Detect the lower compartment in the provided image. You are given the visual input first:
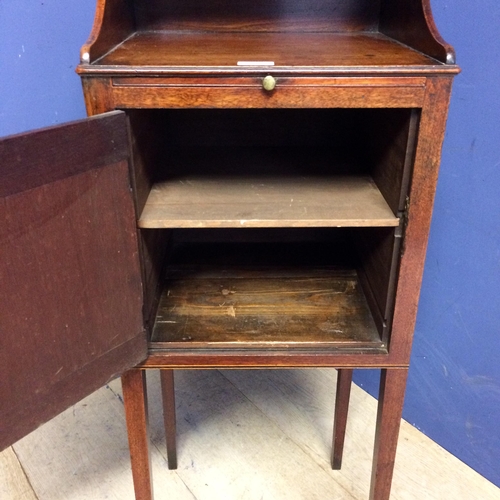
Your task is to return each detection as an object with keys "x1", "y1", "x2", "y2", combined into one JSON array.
[{"x1": 148, "y1": 229, "x2": 395, "y2": 353}]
